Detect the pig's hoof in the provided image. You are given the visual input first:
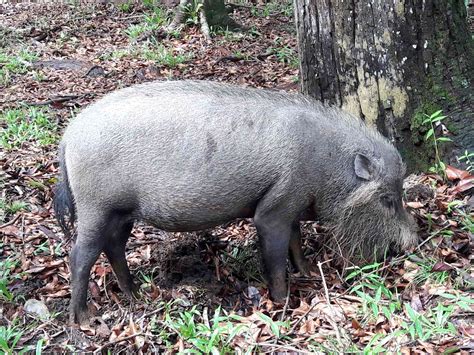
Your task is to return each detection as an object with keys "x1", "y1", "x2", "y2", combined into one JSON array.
[
  {"x1": 269, "y1": 289, "x2": 288, "y2": 304},
  {"x1": 297, "y1": 261, "x2": 310, "y2": 276},
  {"x1": 291, "y1": 256, "x2": 310, "y2": 276},
  {"x1": 70, "y1": 307, "x2": 90, "y2": 326},
  {"x1": 122, "y1": 281, "x2": 140, "y2": 300}
]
